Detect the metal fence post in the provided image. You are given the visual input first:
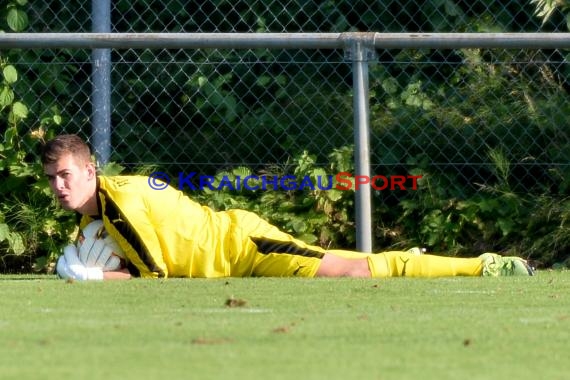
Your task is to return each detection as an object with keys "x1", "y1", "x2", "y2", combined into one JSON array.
[
  {"x1": 91, "y1": 0, "x2": 111, "y2": 165},
  {"x1": 346, "y1": 39, "x2": 376, "y2": 253}
]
